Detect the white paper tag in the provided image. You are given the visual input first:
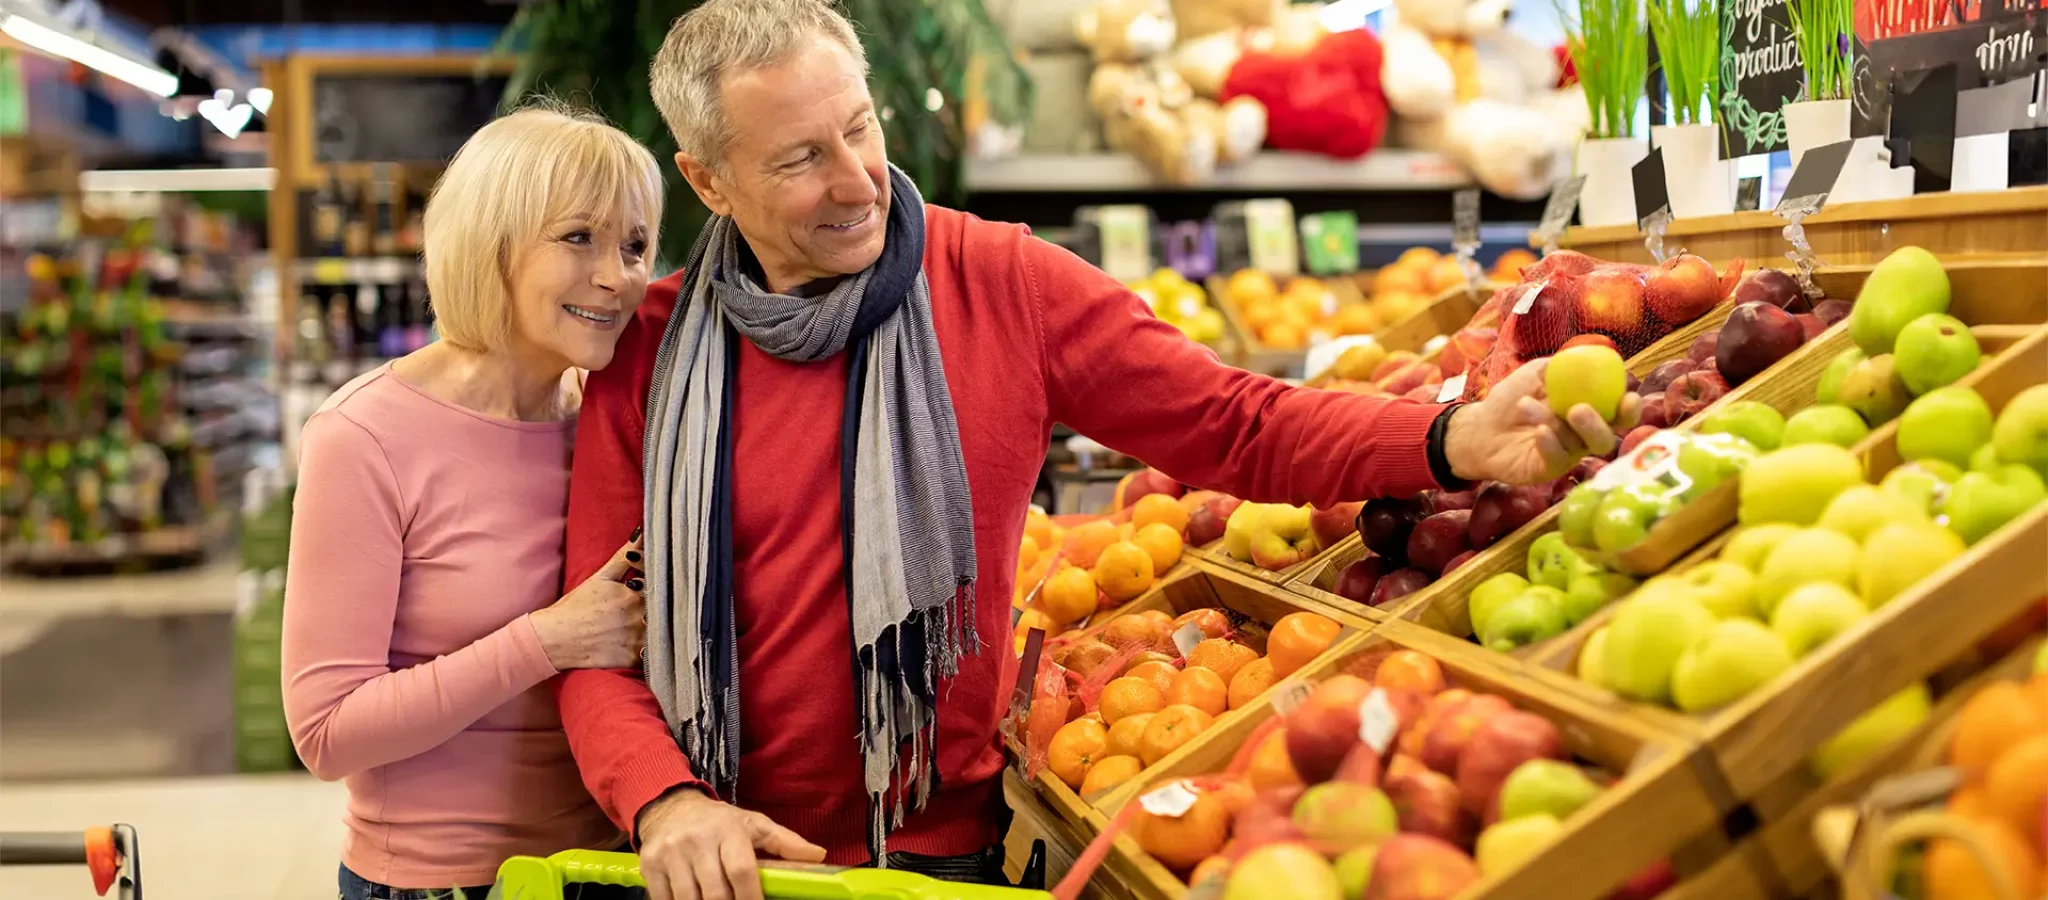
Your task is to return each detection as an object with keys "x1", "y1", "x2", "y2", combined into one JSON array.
[
  {"x1": 1271, "y1": 680, "x2": 1313, "y2": 715},
  {"x1": 1588, "y1": 429, "x2": 1688, "y2": 493},
  {"x1": 1513, "y1": 280, "x2": 1547, "y2": 316},
  {"x1": 1436, "y1": 373, "x2": 1469, "y2": 403},
  {"x1": 1358, "y1": 688, "x2": 1399, "y2": 754},
  {"x1": 1172, "y1": 623, "x2": 1206, "y2": 659},
  {"x1": 1139, "y1": 780, "x2": 1201, "y2": 818}
]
